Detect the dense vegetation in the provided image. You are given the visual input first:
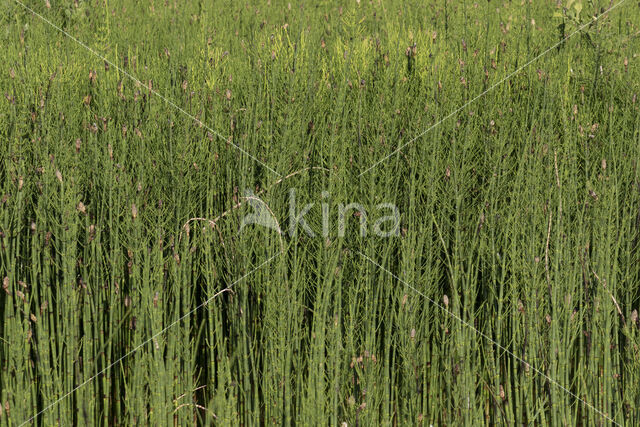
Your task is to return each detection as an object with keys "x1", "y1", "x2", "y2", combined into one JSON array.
[{"x1": 1, "y1": 0, "x2": 640, "y2": 425}]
